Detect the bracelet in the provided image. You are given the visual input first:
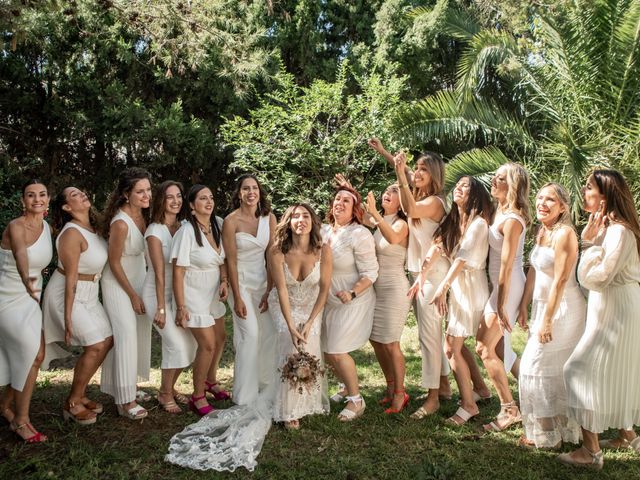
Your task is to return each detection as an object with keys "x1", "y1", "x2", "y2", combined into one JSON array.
[
  {"x1": 220, "y1": 278, "x2": 229, "y2": 284},
  {"x1": 399, "y1": 183, "x2": 409, "y2": 189},
  {"x1": 176, "y1": 305, "x2": 186, "y2": 311},
  {"x1": 350, "y1": 290, "x2": 357, "y2": 300}
]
